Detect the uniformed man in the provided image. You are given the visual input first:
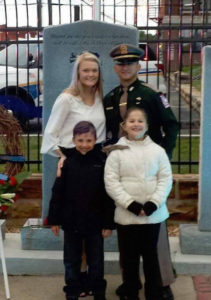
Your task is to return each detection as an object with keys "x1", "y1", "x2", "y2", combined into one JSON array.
[{"x1": 104, "y1": 44, "x2": 179, "y2": 300}]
